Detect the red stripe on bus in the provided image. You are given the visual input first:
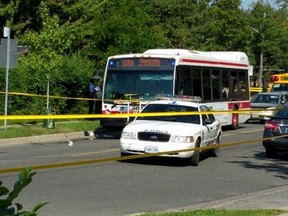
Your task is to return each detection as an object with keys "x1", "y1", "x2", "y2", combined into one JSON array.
[
  {"x1": 102, "y1": 111, "x2": 123, "y2": 114},
  {"x1": 181, "y1": 59, "x2": 248, "y2": 68},
  {"x1": 228, "y1": 101, "x2": 250, "y2": 109}
]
